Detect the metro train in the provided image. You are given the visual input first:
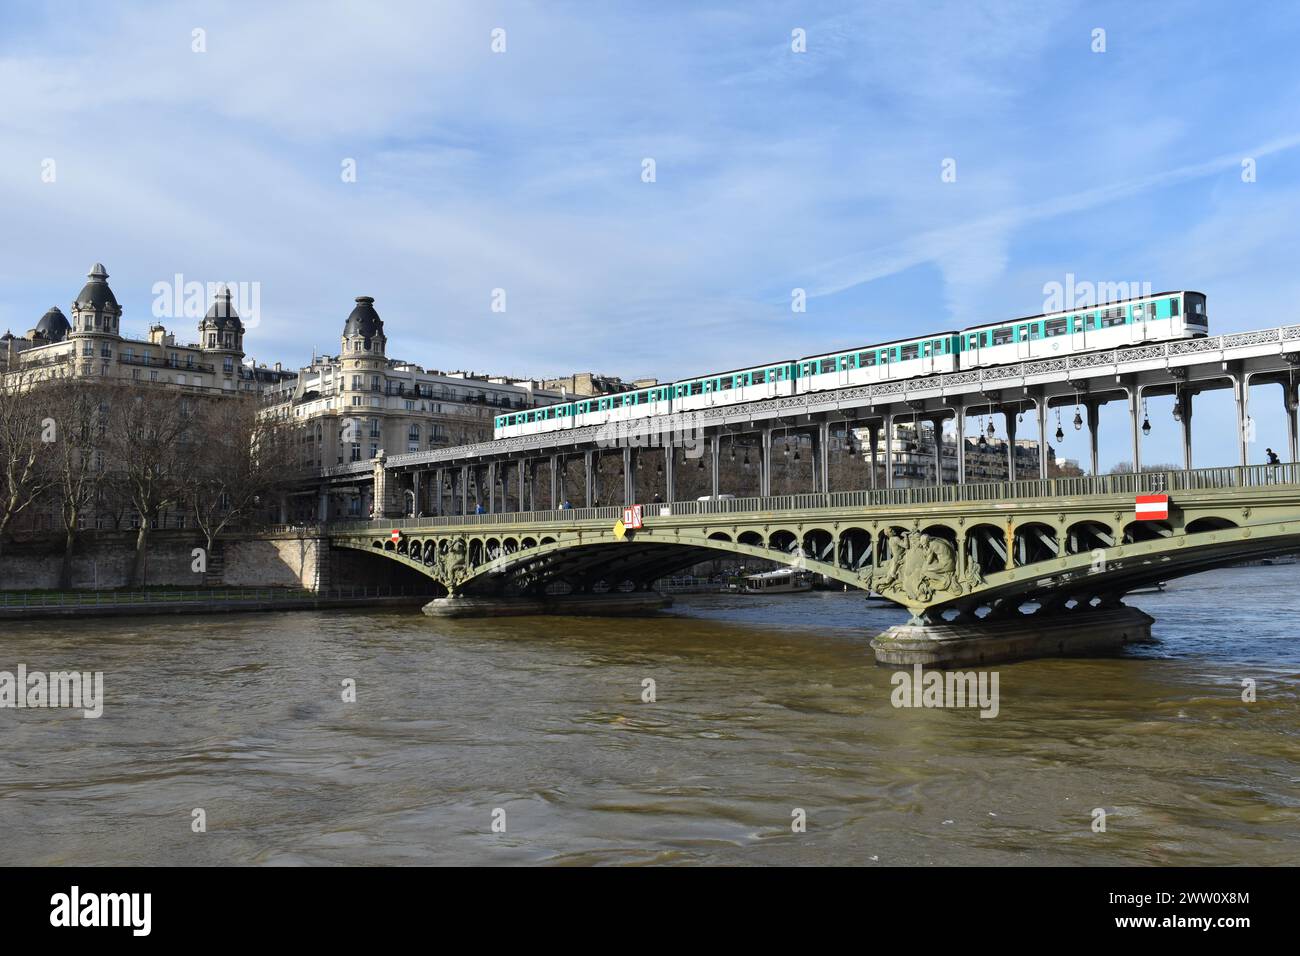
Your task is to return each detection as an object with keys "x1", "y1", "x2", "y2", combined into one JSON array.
[{"x1": 494, "y1": 290, "x2": 1207, "y2": 439}]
